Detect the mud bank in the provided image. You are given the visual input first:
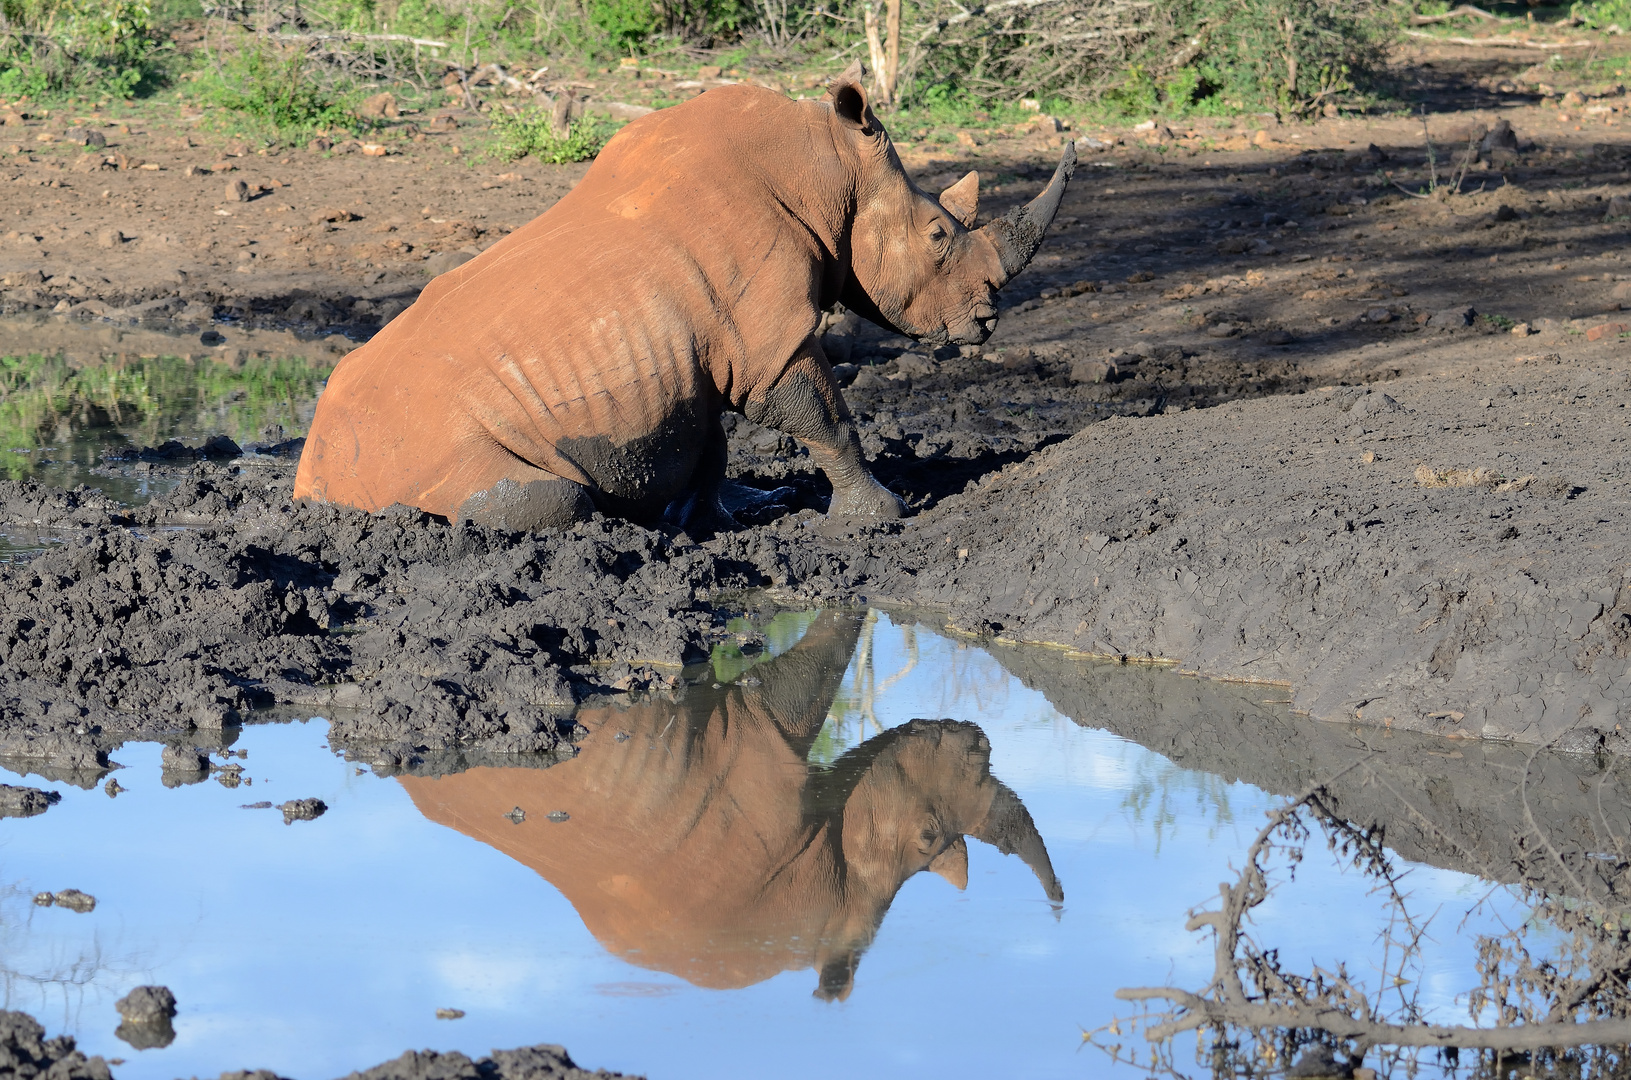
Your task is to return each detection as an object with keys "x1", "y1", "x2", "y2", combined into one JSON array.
[
  {"x1": 0, "y1": 1008, "x2": 635, "y2": 1080},
  {"x1": 857, "y1": 354, "x2": 1631, "y2": 753}
]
